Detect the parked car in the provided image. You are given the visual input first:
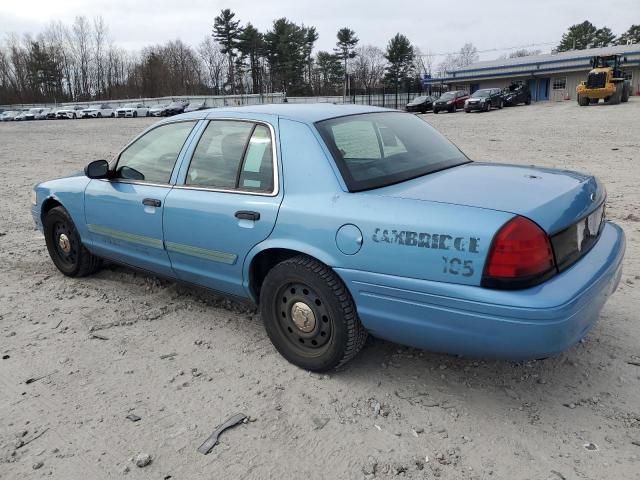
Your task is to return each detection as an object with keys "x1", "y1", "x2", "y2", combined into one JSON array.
[
  {"x1": 432, "y1": 91, "x2": 469, "y2": 113},
  {"x1": 464, "y1": 88, "x2": 504, "y2": 112},
  {"x1": 164, "y1": 101, "x2": 189, "y2": 116},
  {"x1": 31, "y1": 104, "x2": 625, "y2": 371},
  {"x1": 35, "y1": 108, "x2": 51, "y2": 120},
  {"x1": 56, "y1": 105, "x2": 84, "y2": 119},
  {"x1": 23, "y1": 107, "x2": 47, "y2": 120},
  {"x1": 405, "y1": 95, "x2": 436, "y2": 113},
  {"x1": 14, "y1": 109, "x2": 30, "y2": 121},
  {"x1": 503, "y1": 83, "x2": 532, "y2": 106},
  {"x1": 47, "y1": 108, "x2": 60, "y2": 119},
  {"x1": 0, "y1": 110, "x2": 19, "y2": 121},
  {"x1": 116, "y1": 103, "x2": 150, "y2": 118},
  {"x1": 80, "y1": 104, "x2": 115, "y2": 118},
  {"x1": 184, "y1": 102, "x2": 207, "y2": 113},
  {"x1": 148, "y1": 104, "x2": 169, "y2": 117}
]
